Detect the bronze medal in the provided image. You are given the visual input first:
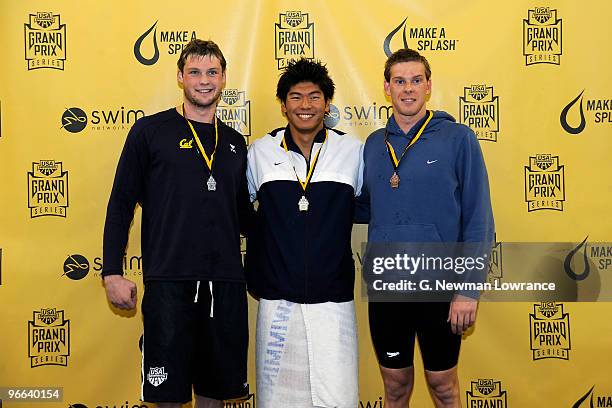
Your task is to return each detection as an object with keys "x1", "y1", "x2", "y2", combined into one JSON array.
[
  {"x1": 384, "y1": 110, "x2": 433, "y2": 192},
  {"x1": 390, "y1": 172, "x2": 400, "y2": 189}
]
